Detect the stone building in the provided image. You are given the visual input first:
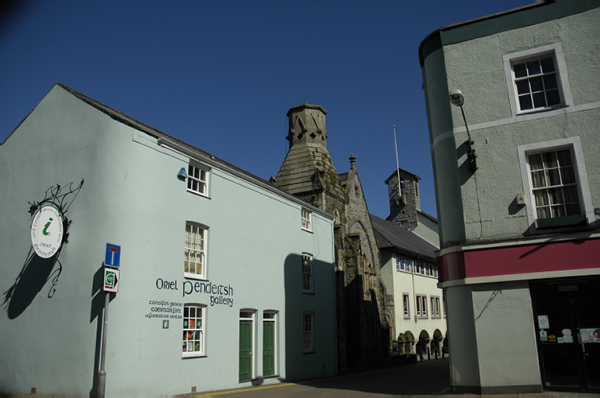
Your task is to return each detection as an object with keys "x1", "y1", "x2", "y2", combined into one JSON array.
[{"x1": 271, "y1": 103, "x2": 394, "y2": 370}]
